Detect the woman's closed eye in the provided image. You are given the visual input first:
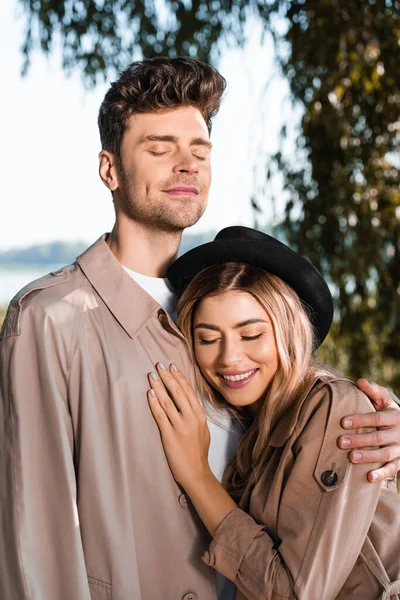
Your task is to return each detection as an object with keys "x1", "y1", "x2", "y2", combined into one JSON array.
[
  {"x1": 241, "y1": 333, "x2": 263, "y2": 341},
  {"x1": 197, "y1": 333, "x2": 264, "y2": 345},
  {"x1": 198, "y1": 337, "x2": 219, "y2": 345}
]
